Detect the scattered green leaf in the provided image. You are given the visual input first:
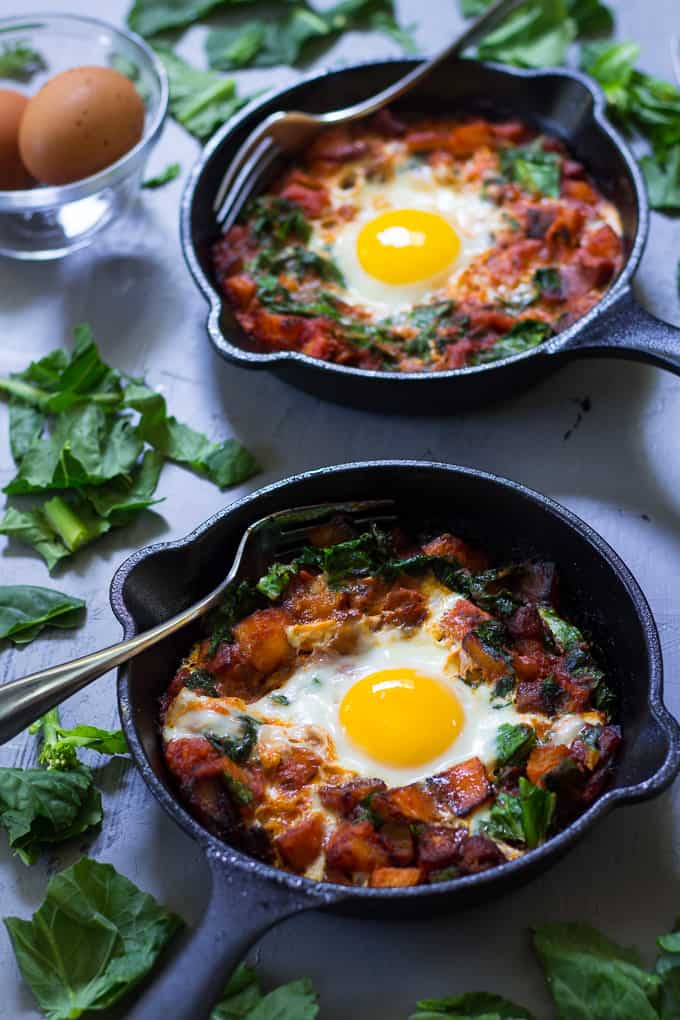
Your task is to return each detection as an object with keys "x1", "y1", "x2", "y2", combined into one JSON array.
[
  {"x1": 0, "y1": 41, "x2": 46, "y2": 81},
  {"x1": 154, "y1": 46, "x2": 252, "y2": 142},
  {"x1": 0, "y1": 586, "x2": 85, "y2": 646},
  {"x1": 496, "y1": 723, "x2": 537, "y2": 767},
  {"x1": 142, "y1": 162, "x2": 181, "y2": 189}
]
